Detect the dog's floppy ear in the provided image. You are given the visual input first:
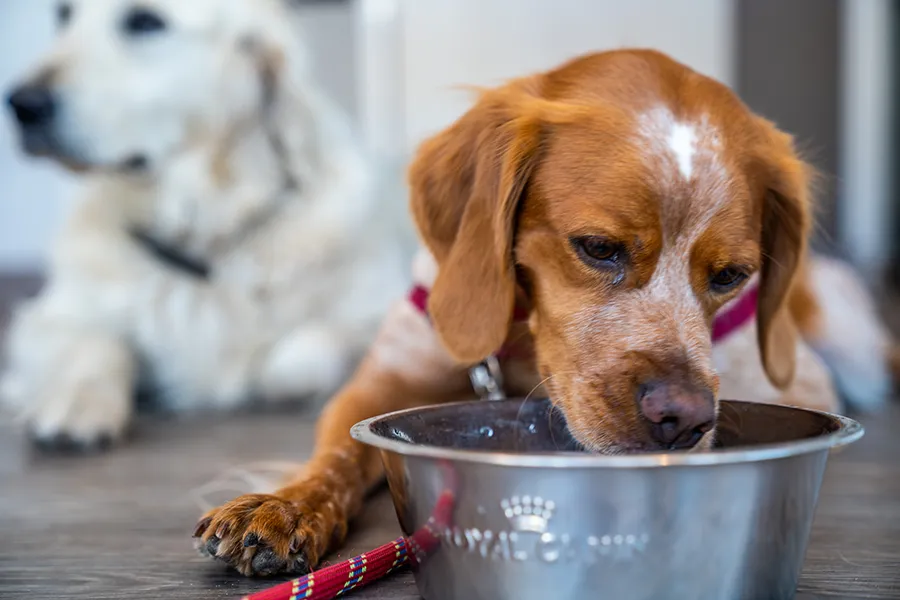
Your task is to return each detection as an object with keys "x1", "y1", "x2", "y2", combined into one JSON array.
[
  {"x1": 238, "y1": 17, "x2": 331, "y2": 190},
  {"x1": 753, "y1": 119, "x2": 814, "y2": 389},
  {"x1": 409, "y1": 82, "x2": 544, "y2": 364}
]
